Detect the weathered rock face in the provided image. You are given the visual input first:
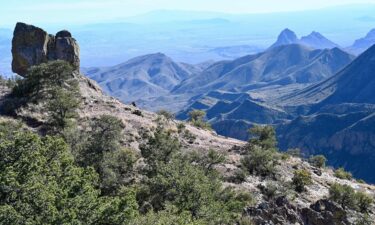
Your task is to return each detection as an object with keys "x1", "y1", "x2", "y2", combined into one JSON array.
[
  {"x1": 12, "y1": 22, "x2": 79, "y2": 76},
  {"x1": 245, "y1": 196, "x2": 350, "y2": 225}
]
